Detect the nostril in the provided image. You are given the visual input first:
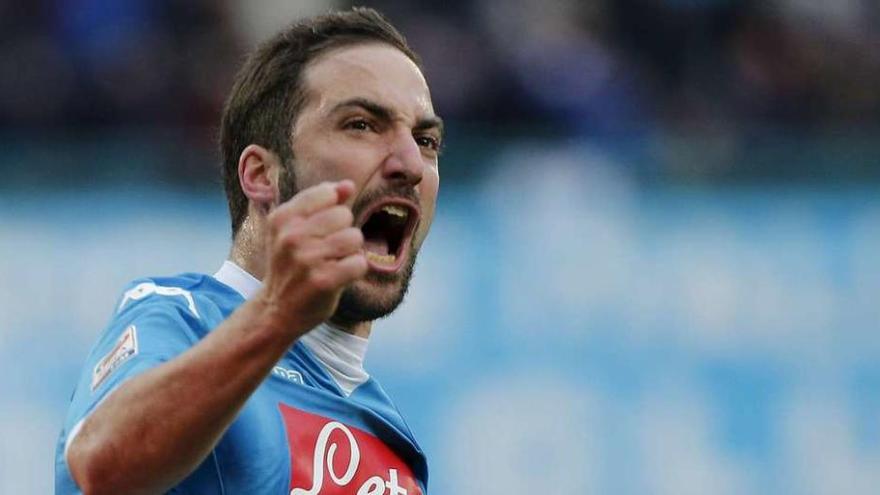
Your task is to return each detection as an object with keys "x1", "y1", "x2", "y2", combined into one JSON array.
[
  {"x1": 386, "y1": 169, "x2": 409, "y2": 181},
  {"x1": 382, "y1": 155, "x2": 423, "y2": 184}
]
